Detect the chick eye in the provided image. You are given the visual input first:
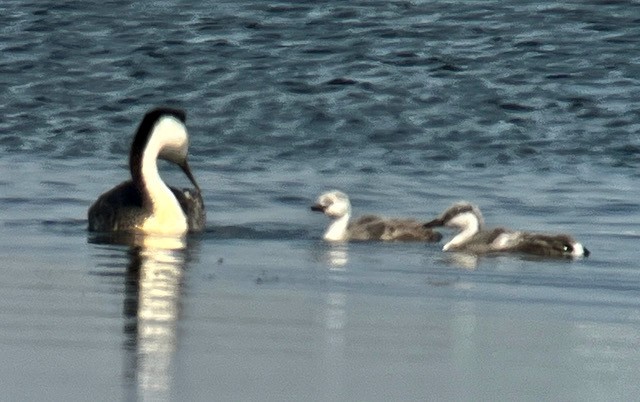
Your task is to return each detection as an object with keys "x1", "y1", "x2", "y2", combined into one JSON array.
[{"x1": 563, "y1": 244, "x2": 573, "y2": 253}]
